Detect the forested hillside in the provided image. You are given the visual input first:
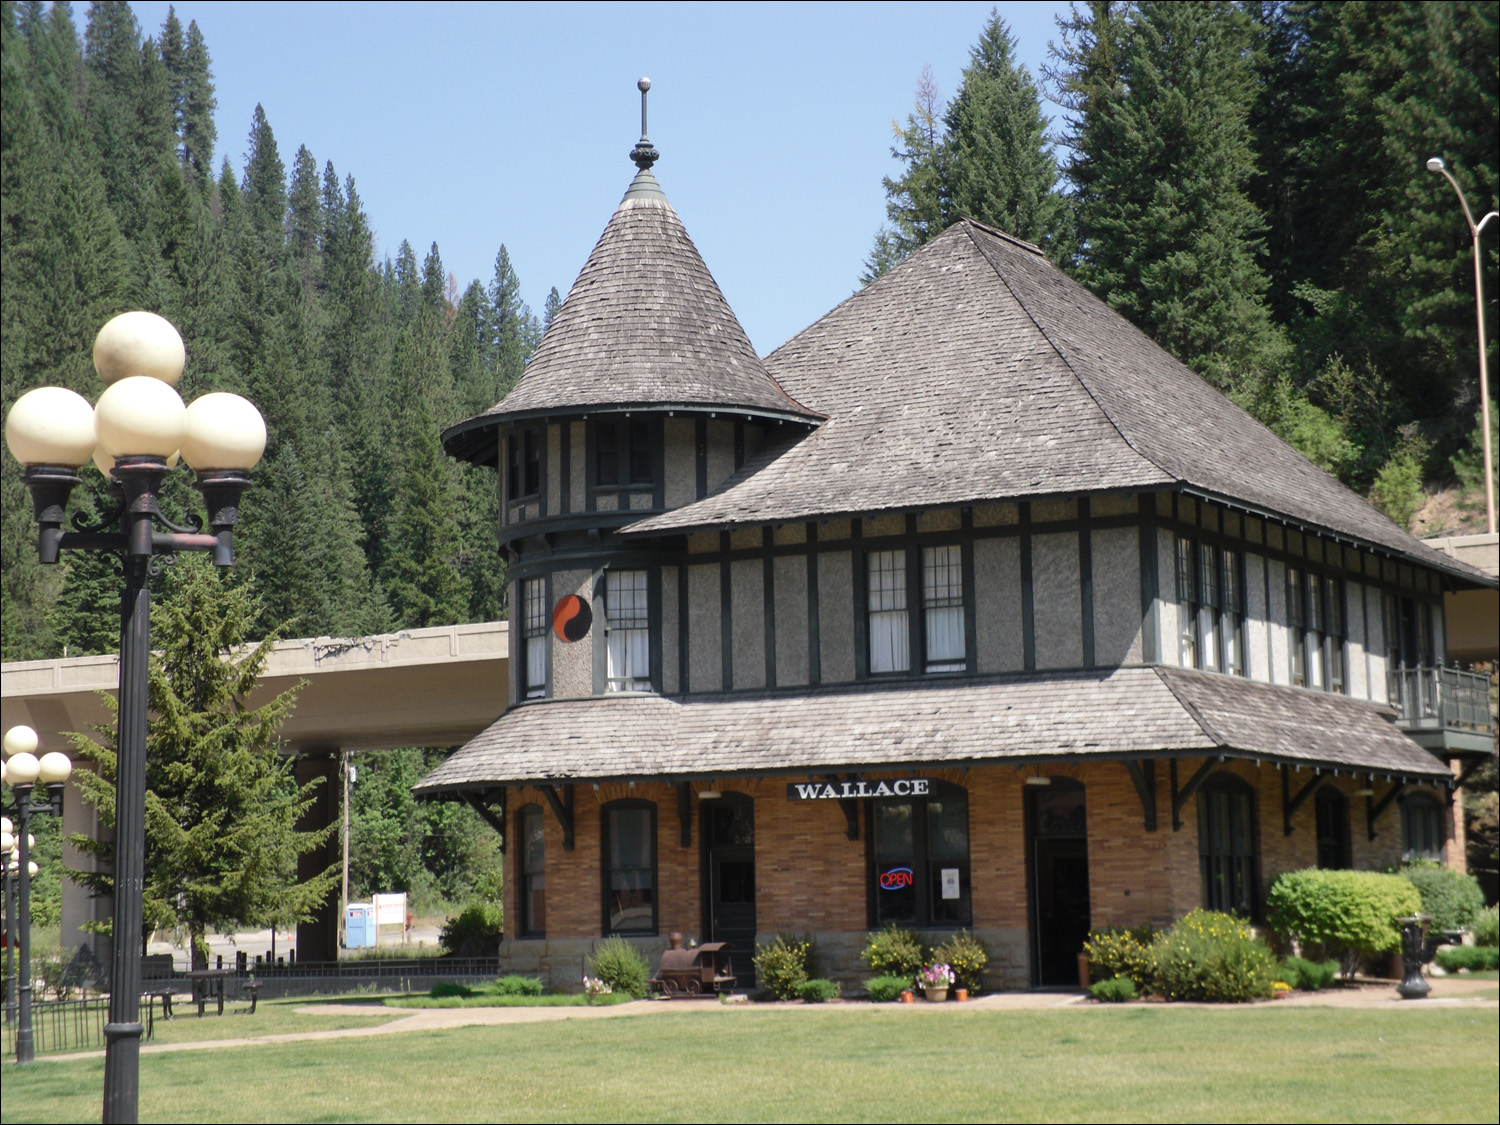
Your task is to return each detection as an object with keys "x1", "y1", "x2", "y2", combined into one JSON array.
[
  {"x1": 1, "y1": 0, "x2": 559, "y2": 666},
  {"x1": 871, "y1": 2, "x2": 1497, "y2": 525}
]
